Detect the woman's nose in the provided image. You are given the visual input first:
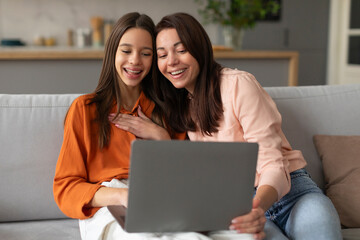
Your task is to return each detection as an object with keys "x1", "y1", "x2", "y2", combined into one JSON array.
[{"x1": 167, "y1": 53, "x2": 179, "y2": 66}]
